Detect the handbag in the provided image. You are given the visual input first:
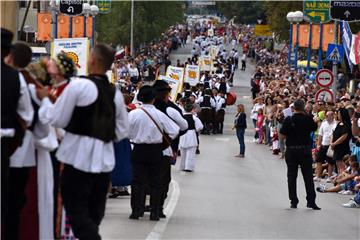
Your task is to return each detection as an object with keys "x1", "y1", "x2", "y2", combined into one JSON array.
[
  {"x1": 326, "y1": 147, "x2": 334, "y2": 158},
  {"x1": 141, "y1": 108, "x2": 171, "y2": 150}
]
